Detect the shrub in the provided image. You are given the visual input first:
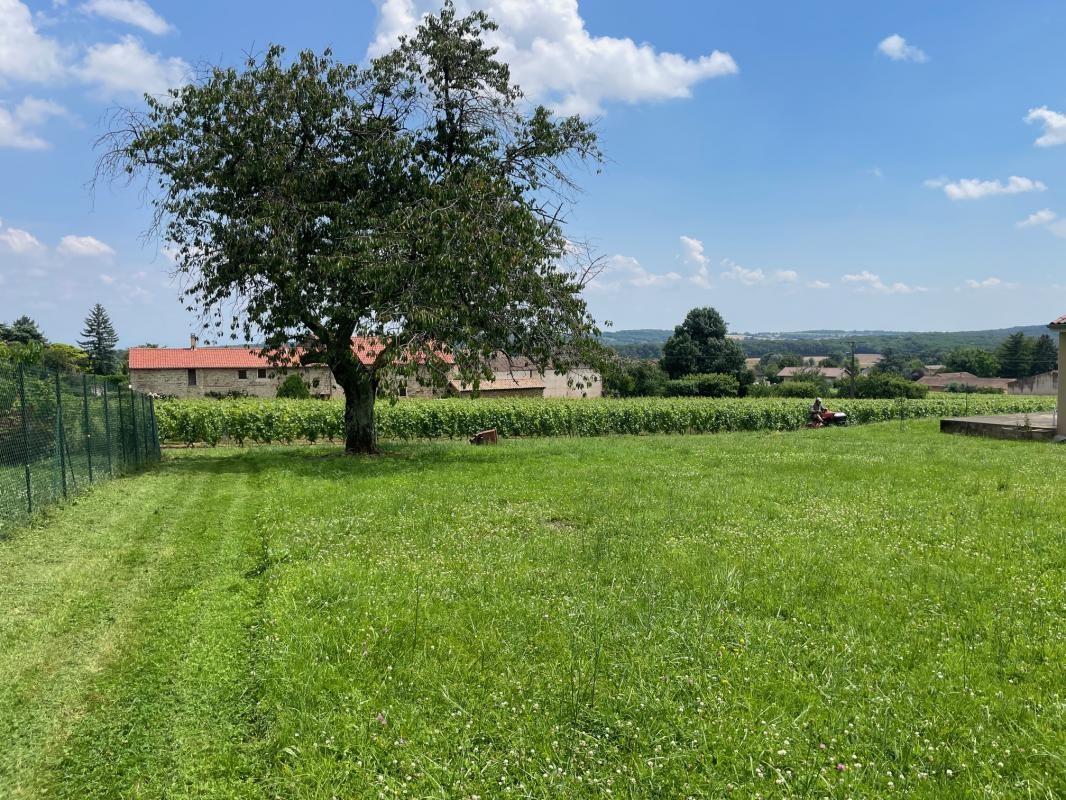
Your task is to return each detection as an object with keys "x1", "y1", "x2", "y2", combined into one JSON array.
[
  {"x1": 772, "y1": 380, "x2": 826, "y2": 398},
  {"x1": 664, "y1": 373, "x2": 739, "y2": 398},
  {"x1": 944, "y1": 383, "x2": 1004, "y2": 395},
  {"x1": 276, "y1": 374, "x2": 311, "y2": 399},
  {"x1": 851, "y1": 374, "x2": 928, "y2": 399}
]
